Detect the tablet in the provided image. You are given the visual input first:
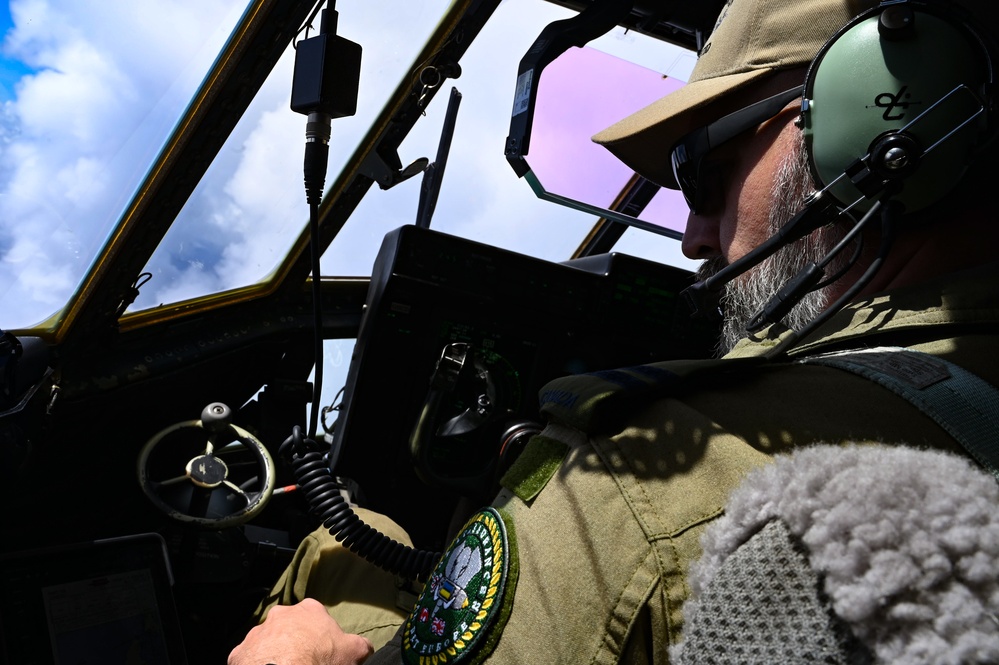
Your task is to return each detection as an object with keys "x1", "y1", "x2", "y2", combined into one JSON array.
[{"x1": 0, "y1": 533, "x2": 188, "y2": 665}]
